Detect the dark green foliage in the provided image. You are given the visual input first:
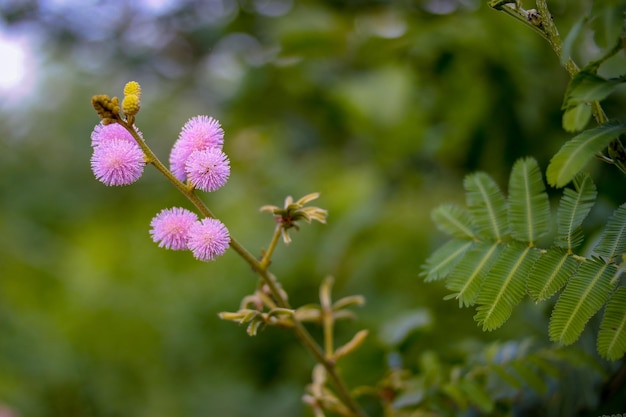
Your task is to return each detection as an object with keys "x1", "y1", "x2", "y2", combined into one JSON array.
[
  {"x1": 549, "y1": 259, "x2": 618, "y2": 345},
  {"x1": 547, "y1": 121, "x2": 626, "y2": 187},
  {"x1": 594, "y1": 203, "x2": 626, "y2": 260},
  {"x1": 597, "y1": 286, "x2": 626, "y2": 360},
  {"x1": 554, "y1": 173, "x2": 597, "y2": 251},
  {"x1": 423, "y1": 157, "x2": 626, "y2": 359},
  {"x1": 474, "y1": 243, "x2": 541, "y2": 331},
  {"x1": 445, "y1": 241, "x2": 502, "y2": 307},
  {"x1": 388, "y1": 338, "x2": 606, "y2": 417},
  {"x1": 527, "y1": 248, "x2": 579, "y2": 302}
]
